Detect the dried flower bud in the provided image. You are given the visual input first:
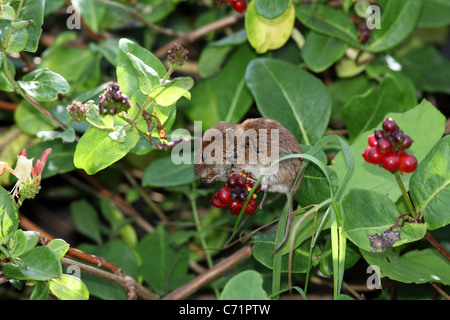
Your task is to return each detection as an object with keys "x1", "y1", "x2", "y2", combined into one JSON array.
[
  {"x1": 167, "y1": 43, "x2": 189, "y2": 68},
  {"x1": 98, "y1": 83, "x2": 131, "y2": 116},
  {"x1": 67, "y1": 101, "x2": 90, "y2": 123}
]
